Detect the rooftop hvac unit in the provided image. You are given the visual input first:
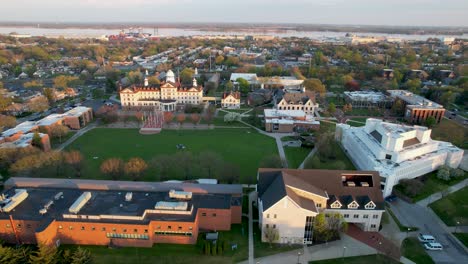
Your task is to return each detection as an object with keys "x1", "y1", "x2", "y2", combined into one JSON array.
[
  {"x1": 125, "y1": 192, "x2": 133, "y2": 202},
  {"x1": 347, "y1": 181, "x2": 356, "y2": 187},
  {"x1": 44, "y1": 200, "x2": 54, "y2": 209},
  {"x1": 69, "y1": 192, "x2": 92, "y2": 214},
  {"x1": 54, "y1": 192, "x2": 63, "y2": 200},
  {"x1": 361, "y1": 182, "x2": 370, "y2": 187},
  {"x1": 2, "y1": 189, "x2": 29, "y2": 213},
  {"x1": 39, "y1": 208, "x2": 47, "y2": 215},
  {"x1": 154, "y1": 201, "x2": 188, "y2": 211},
  {"x1": 169, "y1": 190, "x2": 192, "y2": 200}
]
